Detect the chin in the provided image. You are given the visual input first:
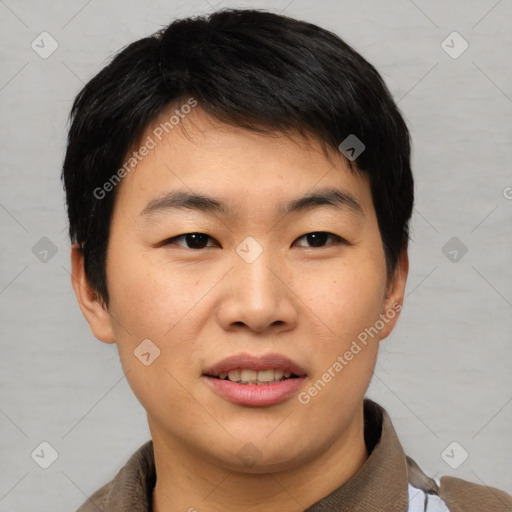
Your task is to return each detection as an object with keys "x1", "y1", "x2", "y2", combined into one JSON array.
[{"x1": 226, "y1": 448, "x2": 309, "y2": 475}]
